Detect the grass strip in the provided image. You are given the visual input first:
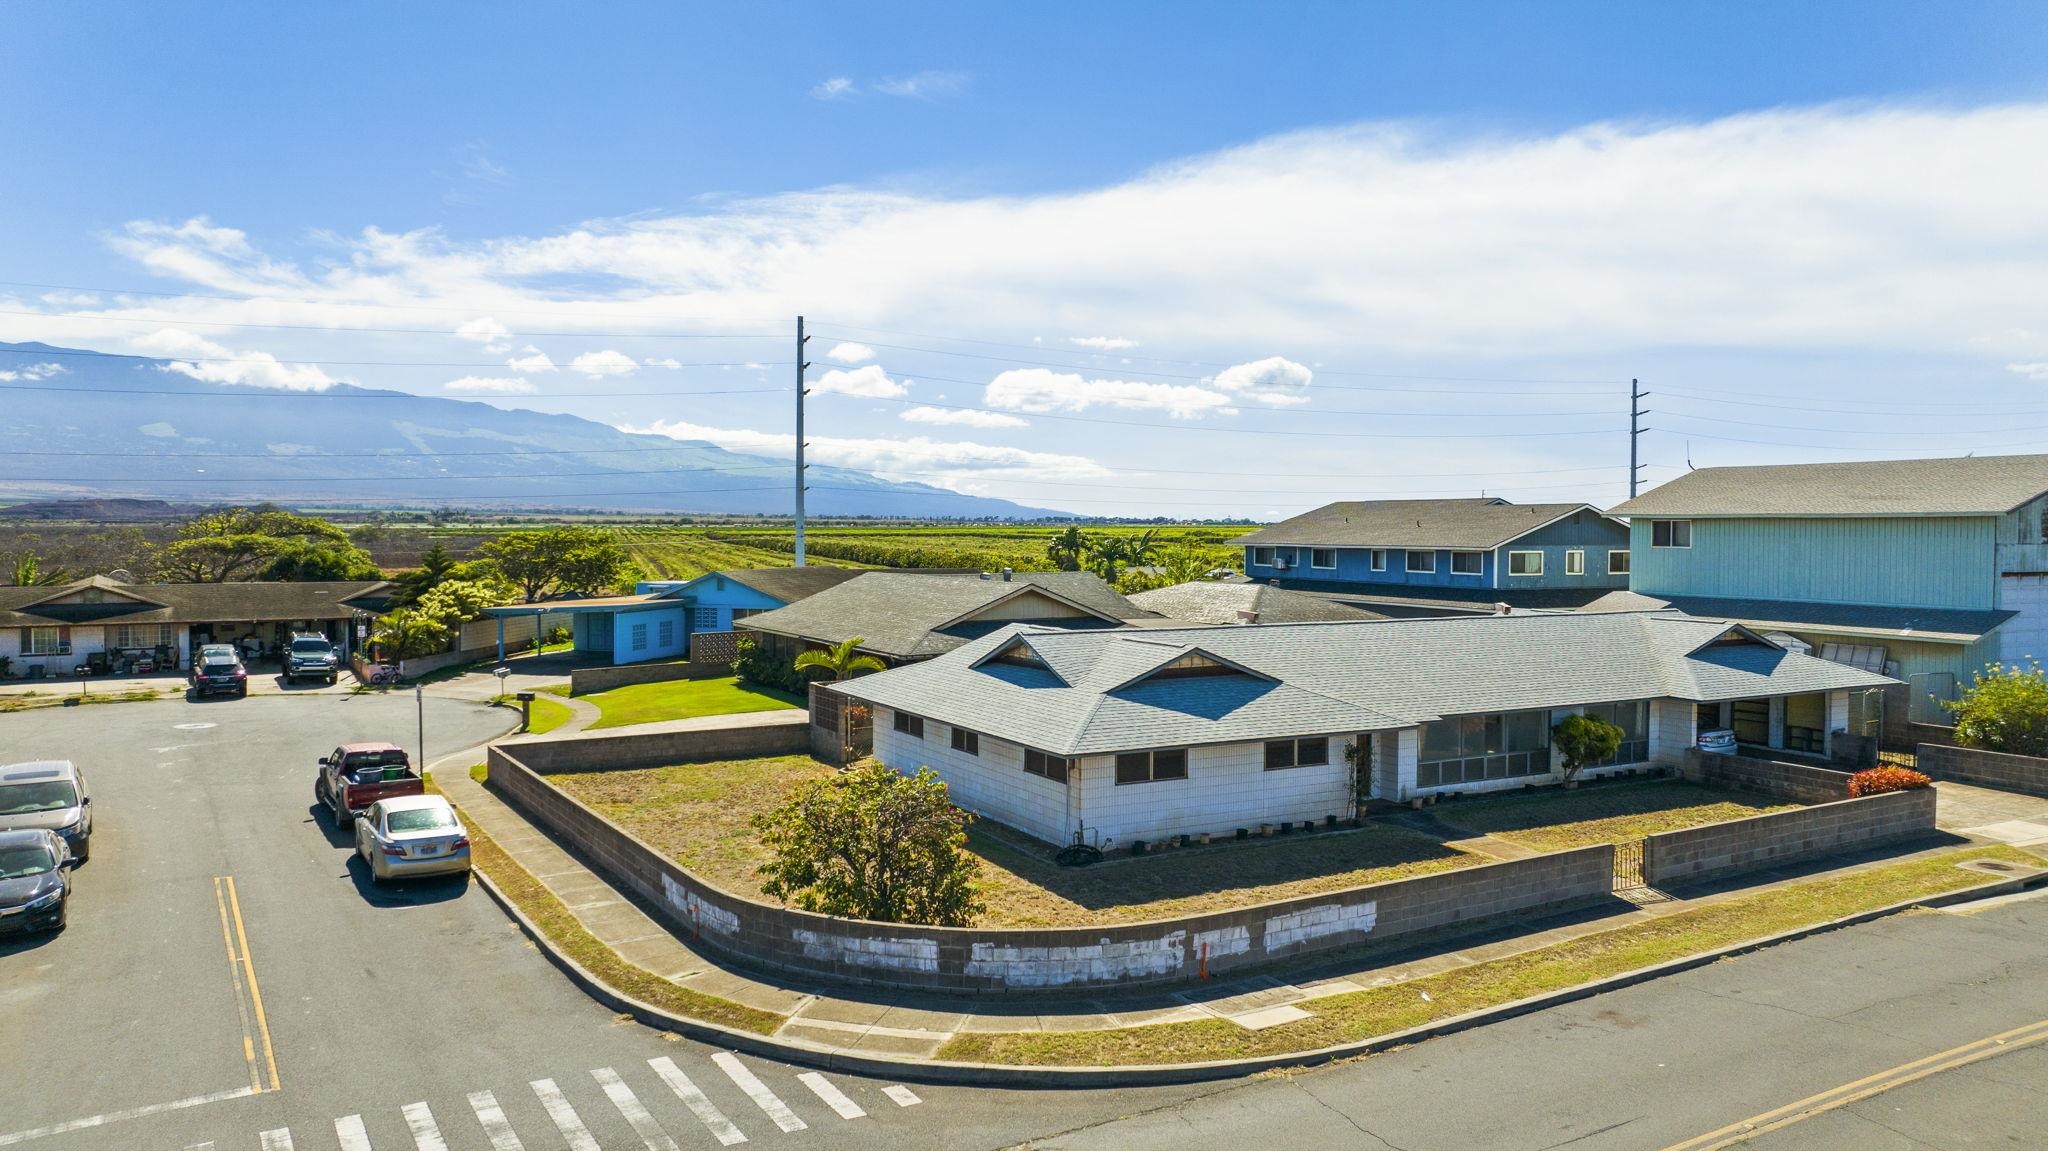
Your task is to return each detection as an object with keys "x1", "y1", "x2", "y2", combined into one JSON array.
[
  {"x1": 936, "y1": 845, "x2": 2040, "y2": 1067},
  {"x1": 443, "y1": 781, "x2": 785, "y2": 1036}
]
